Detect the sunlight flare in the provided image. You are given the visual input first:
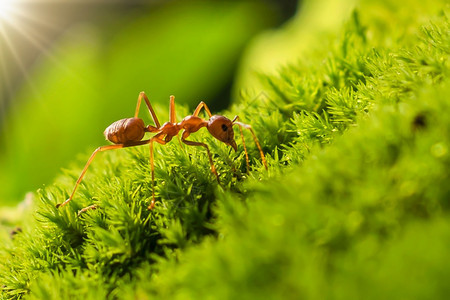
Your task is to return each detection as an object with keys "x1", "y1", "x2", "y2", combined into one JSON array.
[
  {"x1": 0, "y1": 0, "x2": 61, "y2": 94},
  {"x1": 0, "y1": 0, "x2": 16, "y2": 20}
]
